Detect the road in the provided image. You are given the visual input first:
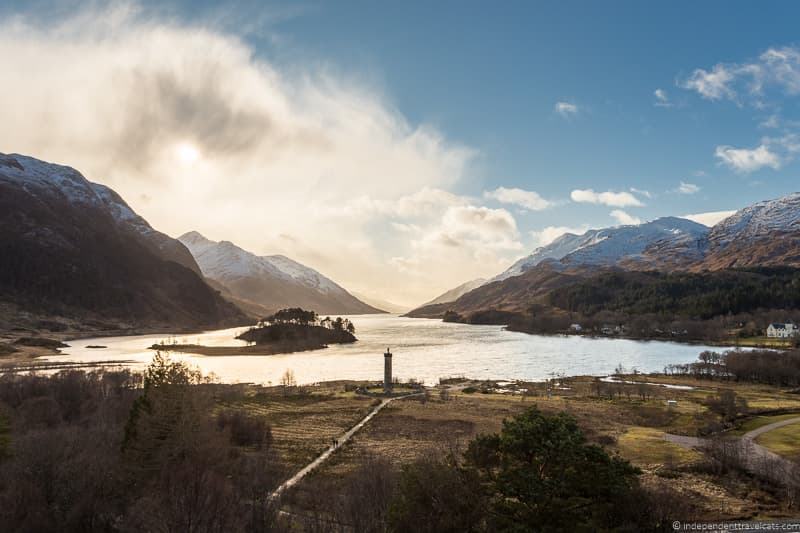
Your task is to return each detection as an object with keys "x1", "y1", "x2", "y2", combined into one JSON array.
[{"x1": 665, "y1": 416, "x2": 800, "y2": 478}]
